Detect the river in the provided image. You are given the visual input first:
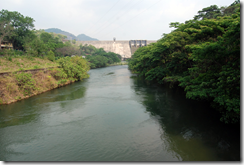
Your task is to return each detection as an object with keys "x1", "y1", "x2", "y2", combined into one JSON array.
[{"x1": 0, "y1": 65, "x2": 240, "y2": 161}]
